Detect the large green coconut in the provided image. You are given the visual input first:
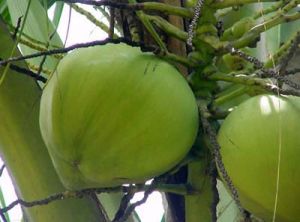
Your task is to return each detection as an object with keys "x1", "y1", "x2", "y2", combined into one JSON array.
[
  {"x1": 218, "y1": 94, "x2": 300, "y2": 222},
  {"x1": 40, "y1": 43, "x2": 199, "y2": 190}
]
